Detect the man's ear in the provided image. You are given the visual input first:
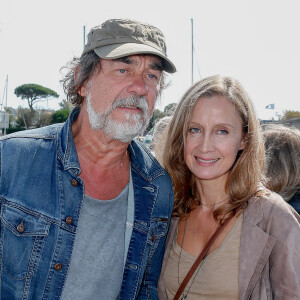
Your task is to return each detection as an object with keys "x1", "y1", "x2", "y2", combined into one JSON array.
[
  {"x1": 79, "y1": 85, "x2": 87, "y2": 97},
  {"x1": 74, "y1": 66, "x2": 87, "y2": 97}
]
